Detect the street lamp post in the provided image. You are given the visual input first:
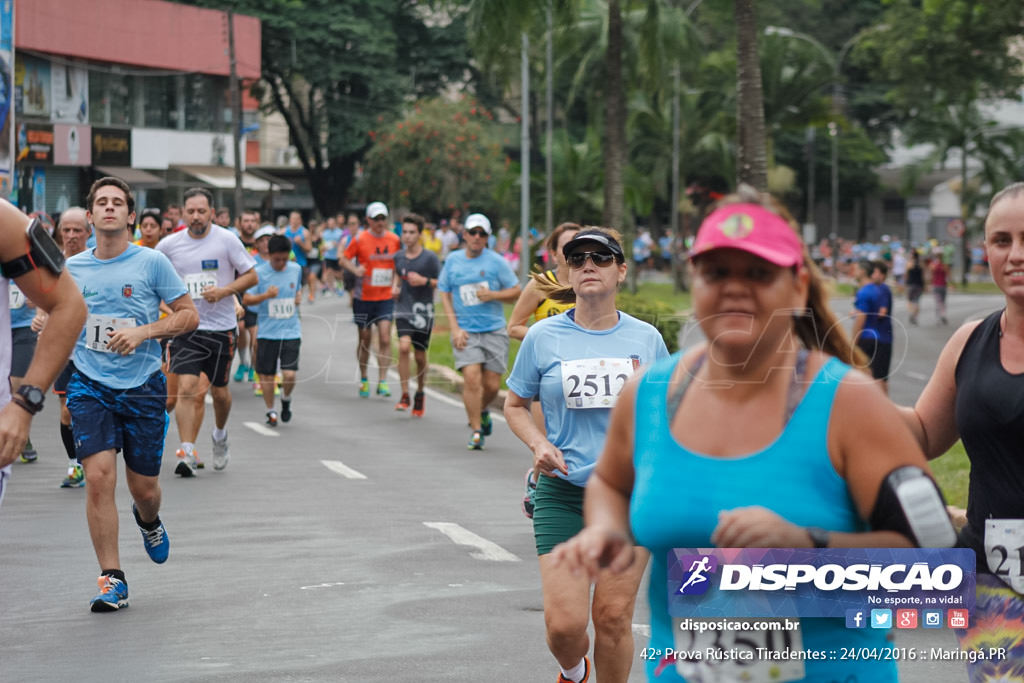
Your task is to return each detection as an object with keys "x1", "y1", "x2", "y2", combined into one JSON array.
[{"x1": 764, "y1": 25, "x2": 884, "y2": 273}]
